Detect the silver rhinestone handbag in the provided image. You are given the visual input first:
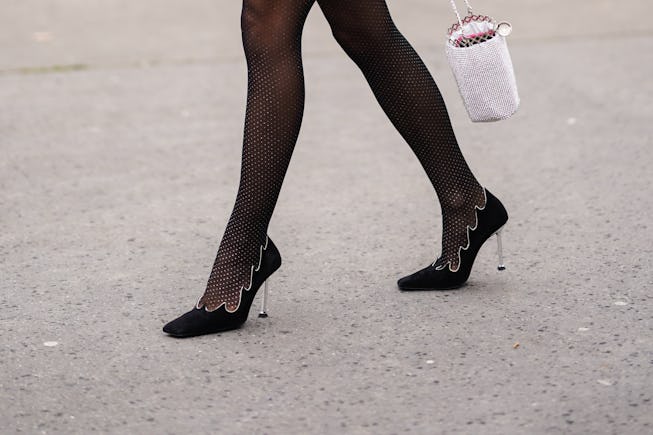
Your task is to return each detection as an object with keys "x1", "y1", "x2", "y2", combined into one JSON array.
[{"x1": 445, "y1": 0, "x2": 520, "y2": 122}]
